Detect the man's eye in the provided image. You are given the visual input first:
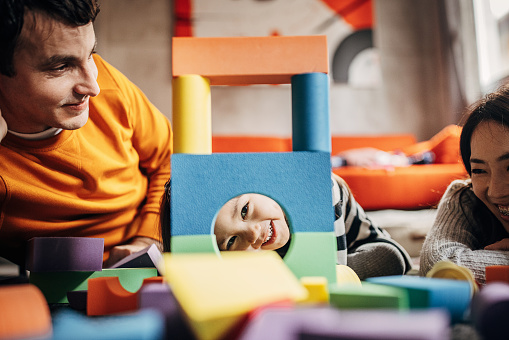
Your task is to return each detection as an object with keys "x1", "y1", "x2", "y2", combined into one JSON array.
[
  {"x1": 241, "y1": 202, "x2": 249, "y2": 220},
  {"x1": 226, "y1": 236, "x2": 237, "y2": 250},
  {"x1": 51, "y1": 64, "x2": 68, "y2": 72},
  {"x1": 471, "y1": 168, "x2": 486, "y2": 174}
]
